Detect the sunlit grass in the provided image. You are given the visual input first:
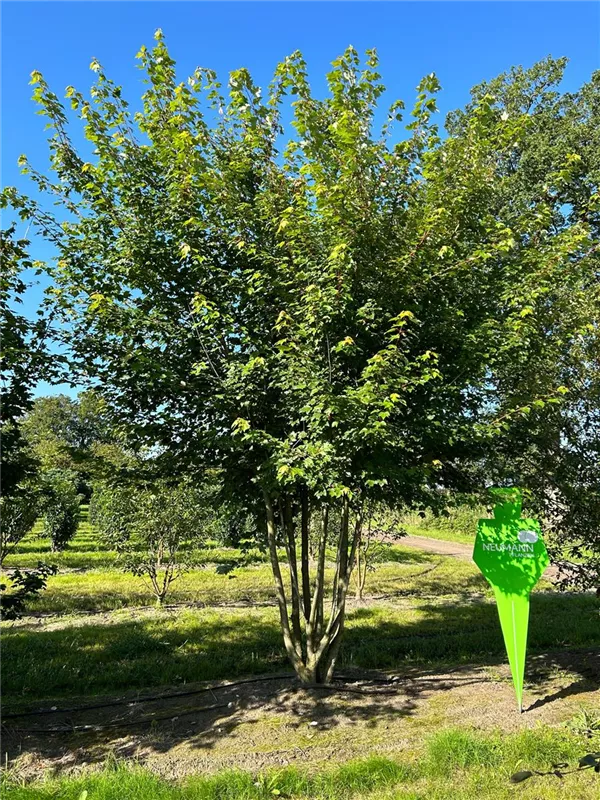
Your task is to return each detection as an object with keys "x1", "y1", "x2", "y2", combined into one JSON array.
[
  {"x1": 400, "y1": 523, "x2": 476, "y2": 545},
  {"x1": 3, "y1": 534, "x2": 496, "y2": 614}
]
